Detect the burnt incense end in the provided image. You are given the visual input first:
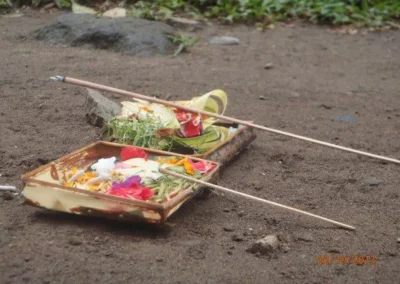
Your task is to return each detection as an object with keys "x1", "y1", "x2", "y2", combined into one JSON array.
[{"x1": 50, "y1": 76, "x2": 65, "y2": 82}]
